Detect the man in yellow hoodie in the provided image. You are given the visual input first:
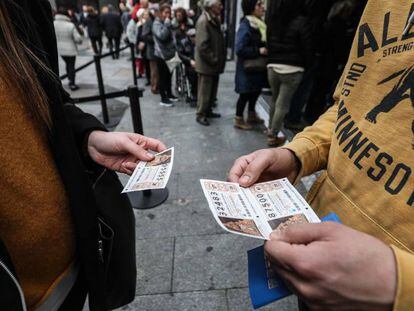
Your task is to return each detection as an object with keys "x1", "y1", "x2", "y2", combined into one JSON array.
[{"x1": 229, "y1": 1, "x2": 414, "y2": 309}]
